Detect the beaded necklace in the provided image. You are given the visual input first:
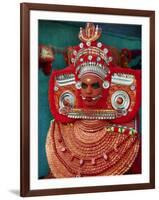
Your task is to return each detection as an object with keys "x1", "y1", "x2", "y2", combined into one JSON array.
[{"x1": 50, "y1": 120, "x2": 140, "y2": 177}]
